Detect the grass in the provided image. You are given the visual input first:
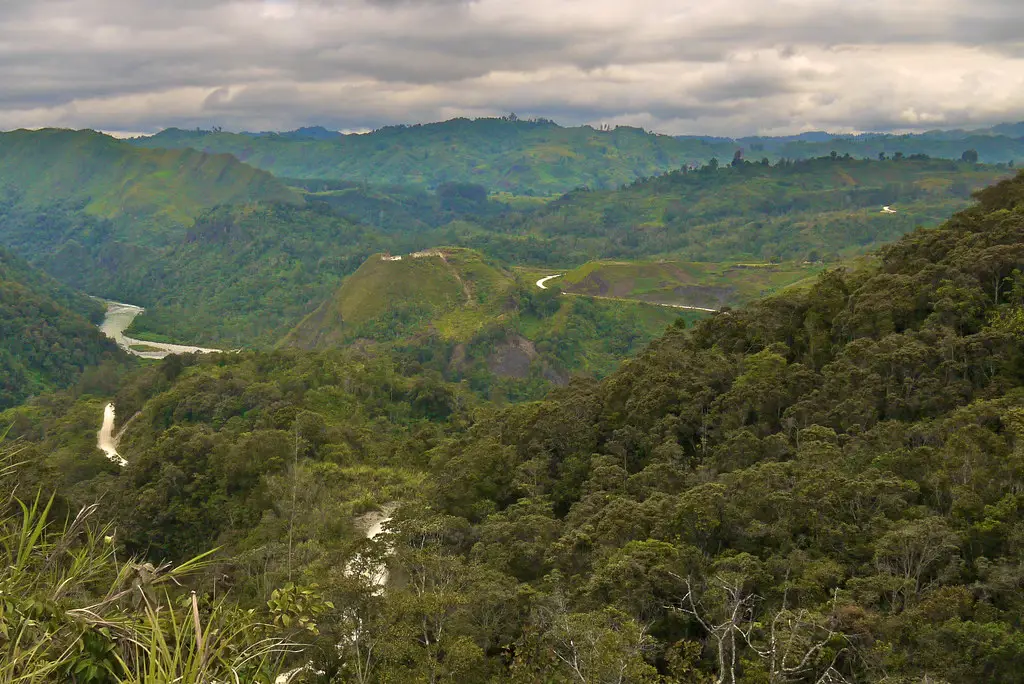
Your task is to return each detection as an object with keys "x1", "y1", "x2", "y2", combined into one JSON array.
[
  {"x1": 559, "y1": 259, "x2": 825, "y2": 309},
  {"x1": 0, "y1": 442, "x2": 296, "y2": 682},
  {"x1": 287, "y1": 247, "x2": 518, "y2": 346}
]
